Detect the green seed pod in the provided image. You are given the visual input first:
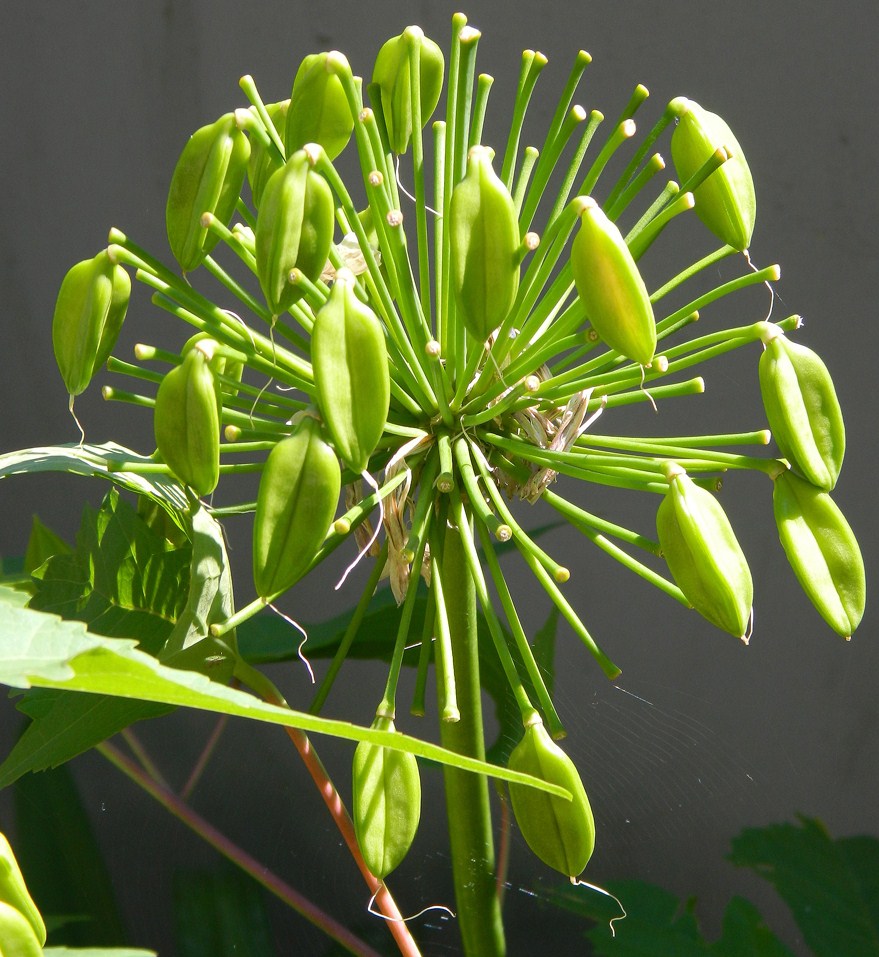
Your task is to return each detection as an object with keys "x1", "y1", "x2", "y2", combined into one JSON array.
[
  {"x1": 0, "y1": 901, "x2": 43, "y2": 957},
  {"x1": 182, "y1": 333, "x2": 244, "y2": 399},
  {"x1": 372, "y1": 27, "x2": 445, "y2": 155},
  {"x1": 450, "y1": 145, "x2": 520, "y2": 341},
  {"x1": 773, "y1": 470, "x2": 865, "y2": 638},
  {"x1": 352, "y1": 716, "x2": 422, "y2": 879},
  {"x1": 571, "y1": 196, "x2": 656, "y2": 366},
  {"x1": 154, "y1": 343, "x2": 221, "y2": 496},
  {"x1": 312, "y1": 269, "x2": 390, "y2": 474},
  {"x1": 247, "y1": 99, "x2": 289, "y2": 208},
  {"x1": 657, "y1": 464, "x2": 753, "y2": 639},
  {"x1": 252, "y1": 416, "x2": 341, "y2": 600},
  {"x1": 255, "y1": 147, "x2": 335, "y2": 315},
  {"x1": 52, "y1": 249, "x2": 130, "y2": 397},
  {"x1": 759, "y1": 325, "x2": 845, "y2": 491},
  {"x1": 285, "y1": 52, "x2": 354, "y2": 161},
  {"x1": 670, "y1": 97, "x2": 756, "y2": 251},
  {"x1": 0, "y1": 834, "x2": 46, "y2": 947},
  {"x1": 508, "y1": 716, "x2": 595, "y2": 878},
  {"x1": 166, "y1": 113, "x2": 251, "y2": 272}
]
